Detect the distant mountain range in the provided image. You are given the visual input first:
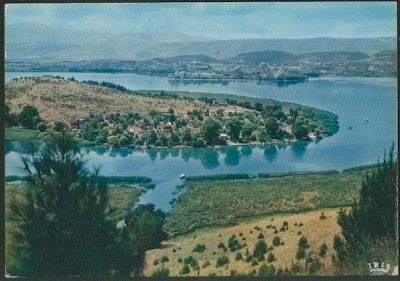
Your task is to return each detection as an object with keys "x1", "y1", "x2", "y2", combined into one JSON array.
[
  {"x1": 5, "y1": 23, "x2": 396, "y2": 61},
  {"x1": 7, "y1": 49, "x2": 396, "y2": 80}
]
